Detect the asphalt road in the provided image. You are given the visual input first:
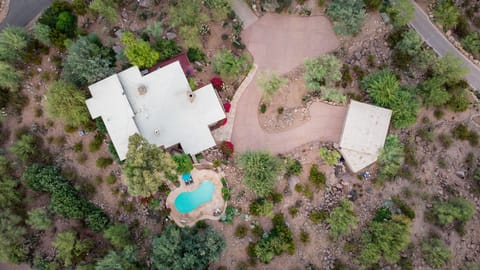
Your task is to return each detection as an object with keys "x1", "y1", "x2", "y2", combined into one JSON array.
[
  {"x1": 410, "y1": 1, "x2": 480, "y2": 91},
  {"x1": 0, "y1": 0, "x2": 54, "y2": 29}
]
